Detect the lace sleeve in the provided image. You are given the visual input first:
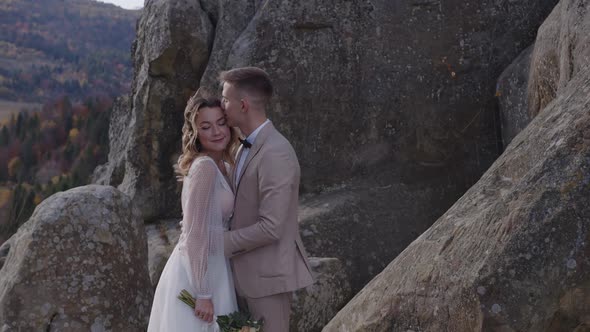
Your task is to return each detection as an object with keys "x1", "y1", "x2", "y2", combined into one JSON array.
[{"x1": 184, "y1": 157, "x2": 221, "y2": 299}]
